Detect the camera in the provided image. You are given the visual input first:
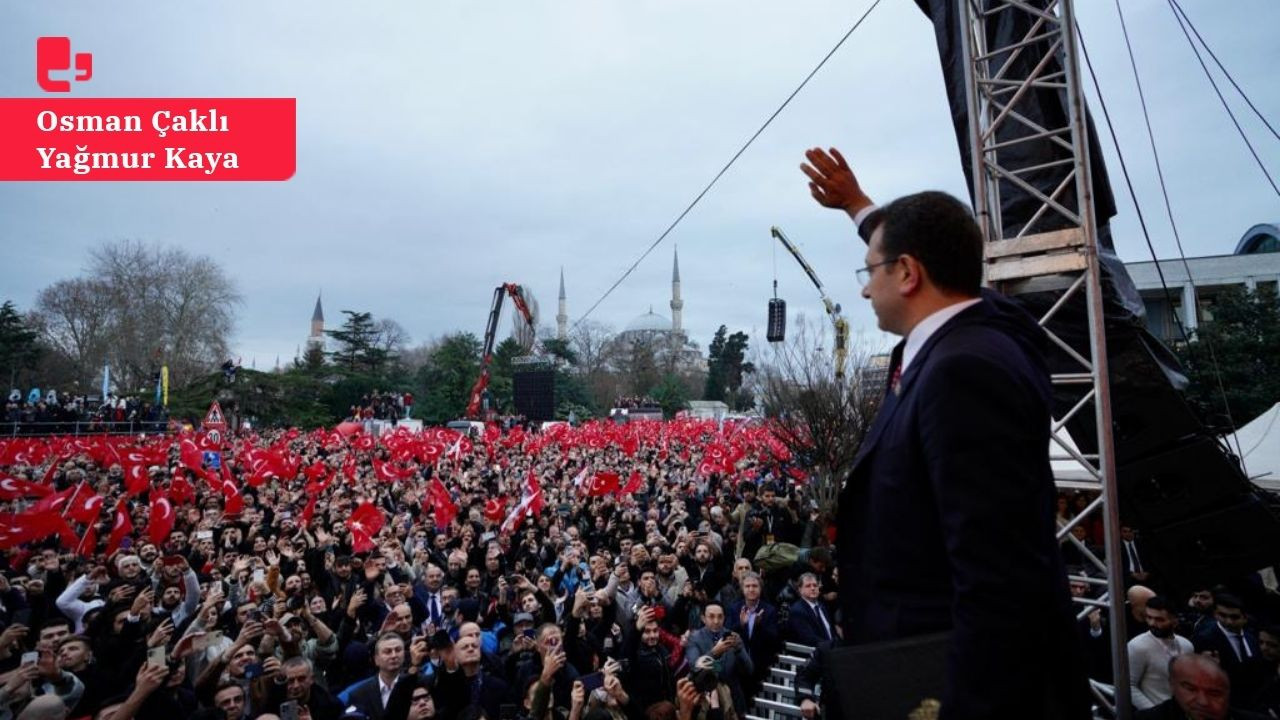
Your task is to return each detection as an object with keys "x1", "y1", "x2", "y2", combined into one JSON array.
[{"x1": 691, "y1": 668, "x2": 719, "y2": 693}]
